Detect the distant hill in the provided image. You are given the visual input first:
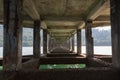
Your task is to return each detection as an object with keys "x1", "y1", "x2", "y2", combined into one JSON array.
[
  {"x1": 0, "y1": 25, "x2": 111, "y2": 47},
  {"x1": 80, "y1": 28, "x2": 111, "y2": 46}
]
